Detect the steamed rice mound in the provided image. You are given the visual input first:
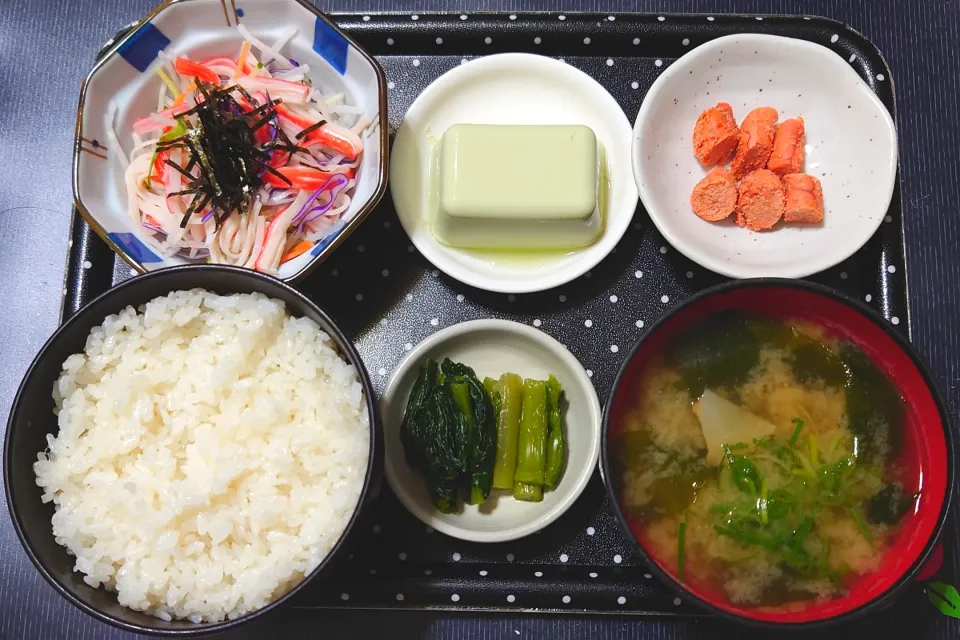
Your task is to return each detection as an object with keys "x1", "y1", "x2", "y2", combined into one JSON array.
[{"x1": 34, "y1": 290, "x2": 370, "y2": 623}]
